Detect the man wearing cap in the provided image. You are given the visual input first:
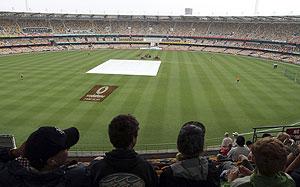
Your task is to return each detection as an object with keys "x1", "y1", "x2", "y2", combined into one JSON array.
[
  {"x1": 232, "y1": 132, "x2": 239, "y2": 147},
  {"x1": 221, "y1": 132, "x2": 233, "y2": 148},
  {"x1": 159, "y1": 121, "x2": 220, "y2": 187},
  {"x1": 0, "y1": 126, "x2": 90, "y2": 187},
  {"x1": 219, "y1": 132, "x2": 233, "y2": 156}
]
